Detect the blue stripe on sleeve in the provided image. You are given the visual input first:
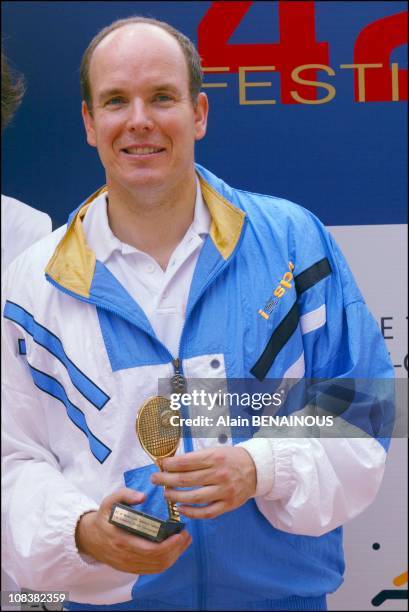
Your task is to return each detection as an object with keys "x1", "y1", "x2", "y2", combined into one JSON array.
[
  {"x1": 4, "y1": 301, "x2": 109, "y2": 410},
  {"x1": 28, "y1": 364, "x2": 111, "y2": 463}
]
